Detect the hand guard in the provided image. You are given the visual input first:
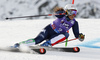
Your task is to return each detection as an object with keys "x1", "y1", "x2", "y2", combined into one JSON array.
[{"x1": 78, "y1": 33, "x2": 85, "y2": 42}]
